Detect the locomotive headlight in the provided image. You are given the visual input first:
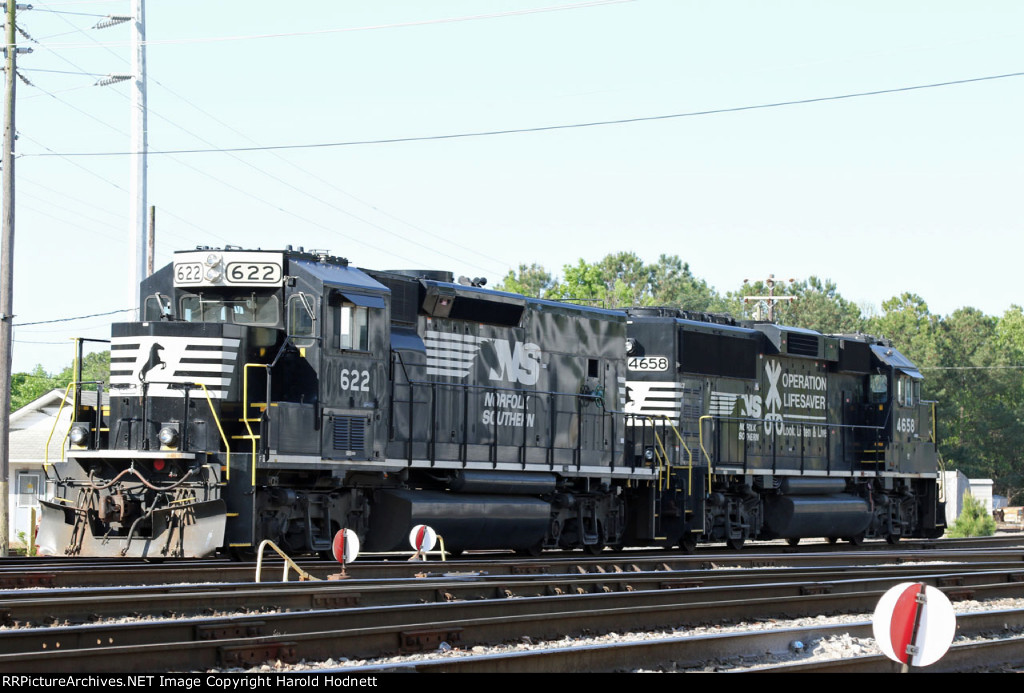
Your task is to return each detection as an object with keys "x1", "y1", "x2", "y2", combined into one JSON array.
[
  {"x1": 69, "y1": 424, "x2": 90, "y2": 447},
  {"x1": 204, "y1": 253, "x2": 224, "y2": 282},
  {"x1": 158, "y1": 426, "x2": 180, "y2": 449},
  {"x1": 644, "y1": 447, "x2": 655, "y2": 461}
]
